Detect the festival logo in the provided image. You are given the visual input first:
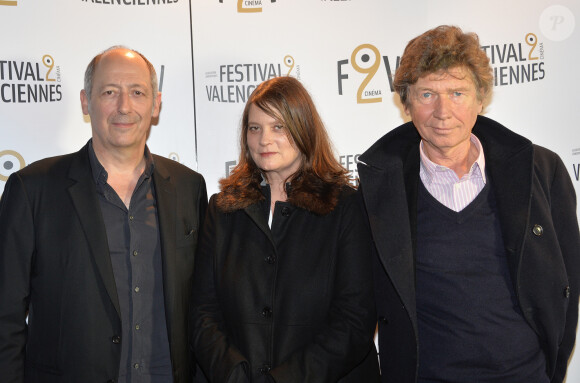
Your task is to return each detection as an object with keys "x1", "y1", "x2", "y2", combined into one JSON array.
[
  {"x1": 481, "y1": 32, "x2": 546, "y2": 87},
  {"x1": 218, "y1": 0, "x2": 277, "y2": 13},
  {"x1": 339, "y1": 153, "x2": 361, "y2": 186},
  {"x1": 168, "y1": 152, "x2": 180, "y2": 162},
  {"x1": 0, "y1": 54, "x2": 62, "y2": 103},
  {"x1": 337, "y1": 43, "x2": 399, "y2": 104},
  {"x1": 204, "y1": 55, "x2": 298, "y2": 104},
  {"x1": 225, "y1": 160, "x2": 237, "y2": 177},
  {"x1": 0, "y1": 150, "x2": 26, "y2": 182}
]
